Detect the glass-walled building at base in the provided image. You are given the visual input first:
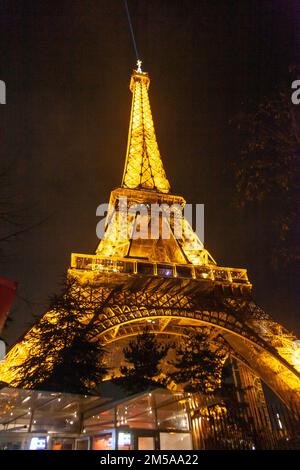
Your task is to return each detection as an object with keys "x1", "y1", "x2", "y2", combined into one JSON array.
[{"x1": 0, "y1": 387, "x2": 193, "y2": 450}]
